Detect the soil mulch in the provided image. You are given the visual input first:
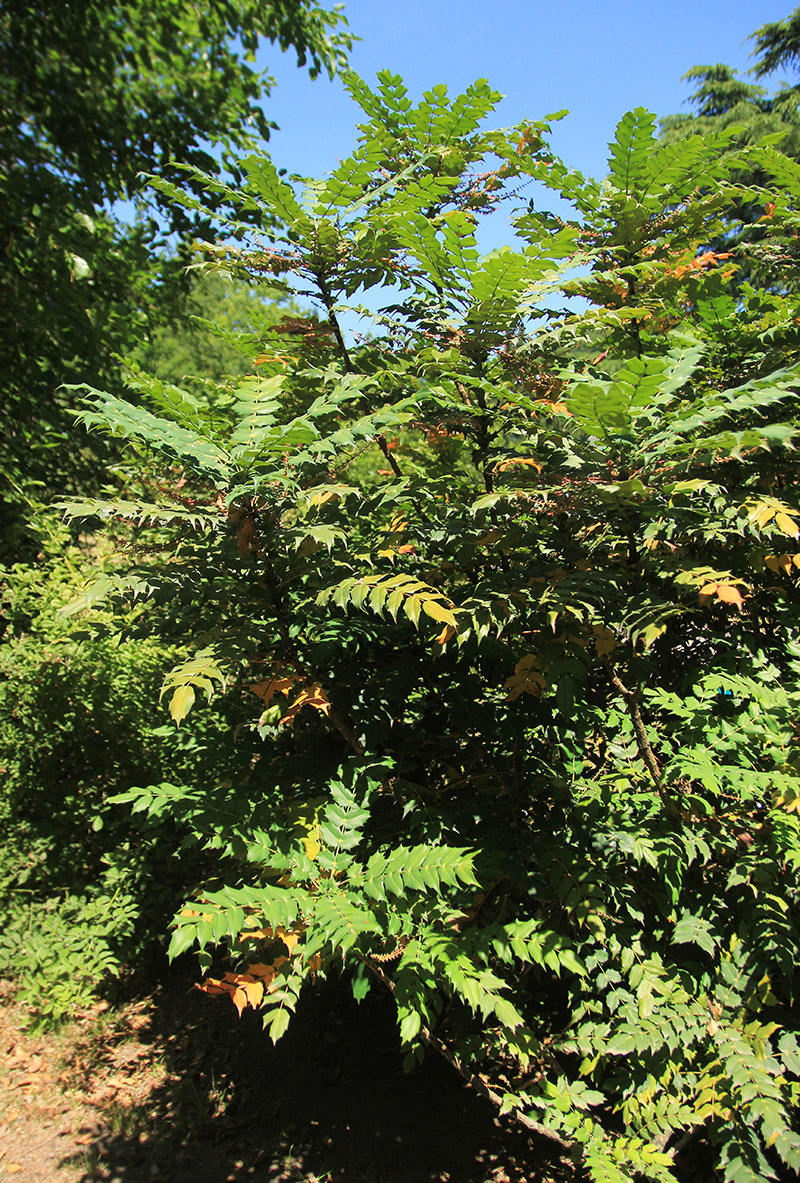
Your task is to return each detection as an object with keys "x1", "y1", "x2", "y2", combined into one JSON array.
[{"x1": 0, "y1": 971, "x2": 569, "y2": 1183}]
